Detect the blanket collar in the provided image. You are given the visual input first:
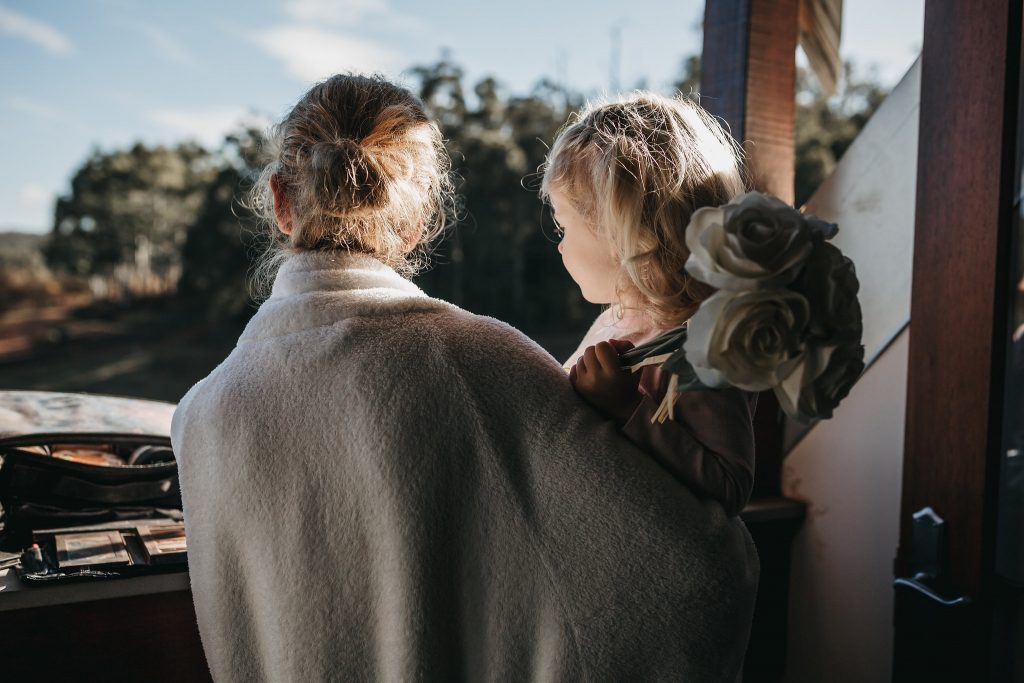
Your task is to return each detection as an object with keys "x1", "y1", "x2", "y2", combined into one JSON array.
[
  {"x1": 239, "y1": 250, "x2": 449, "y2": 344},
  {"x1": 270, "y1": 250, "x2": 426, "y2": 299}
]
